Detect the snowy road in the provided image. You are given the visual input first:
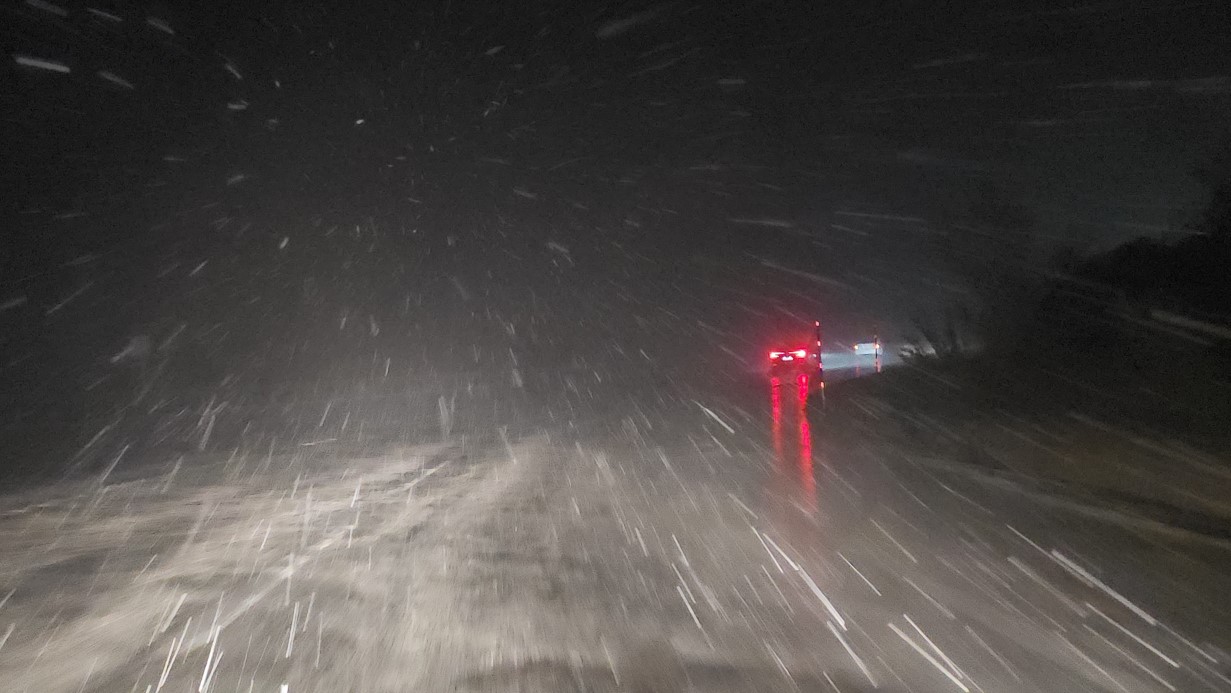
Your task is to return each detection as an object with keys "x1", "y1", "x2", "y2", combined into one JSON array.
[{"x1": 2, "y1": 367, "x2": 1230, "y2": 692}]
